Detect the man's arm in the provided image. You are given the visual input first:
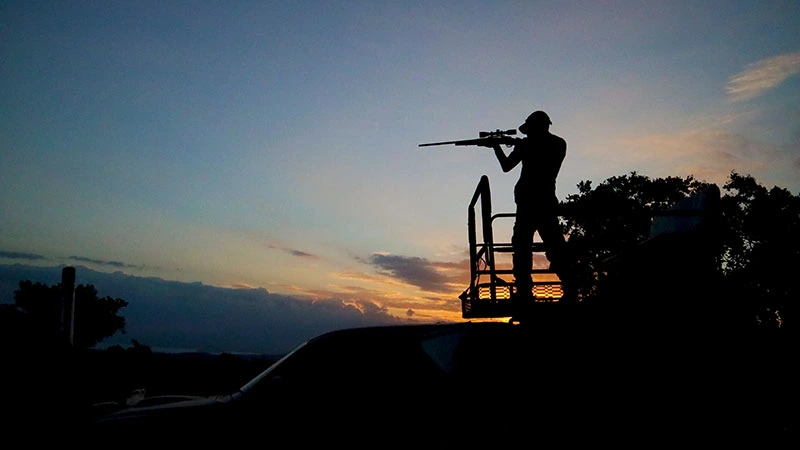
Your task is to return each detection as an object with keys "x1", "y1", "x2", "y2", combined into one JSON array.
[{"x1": 491, "y1": 143, "x2": 521, "y2": 172}]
